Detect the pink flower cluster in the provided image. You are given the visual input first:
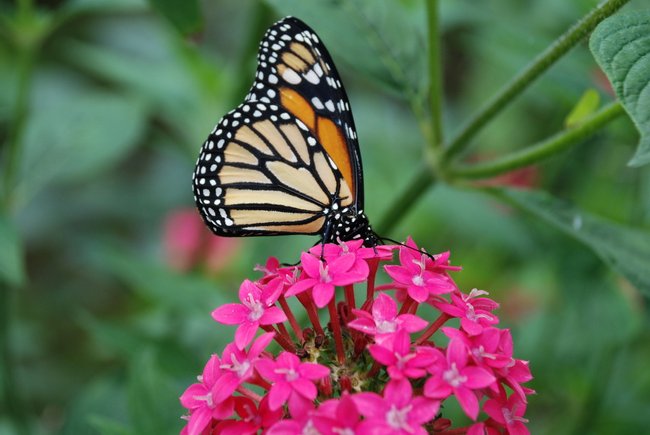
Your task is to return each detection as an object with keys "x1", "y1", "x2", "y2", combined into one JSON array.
[{"x1": 180, "y1": 238, "x2": 534, "y2": 434}]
